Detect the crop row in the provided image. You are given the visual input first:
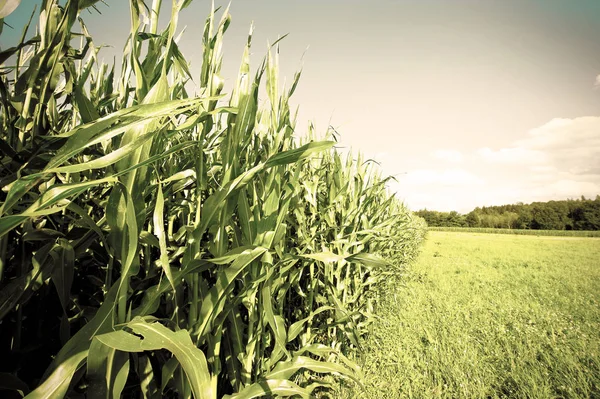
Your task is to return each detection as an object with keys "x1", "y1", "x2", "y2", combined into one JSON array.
[
  {"x1": 427, "y1": 227, "x2": 600, "y2": 237},
  {"x1": 0, "y1": 1, "x2": 426, "y2": 398}
]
